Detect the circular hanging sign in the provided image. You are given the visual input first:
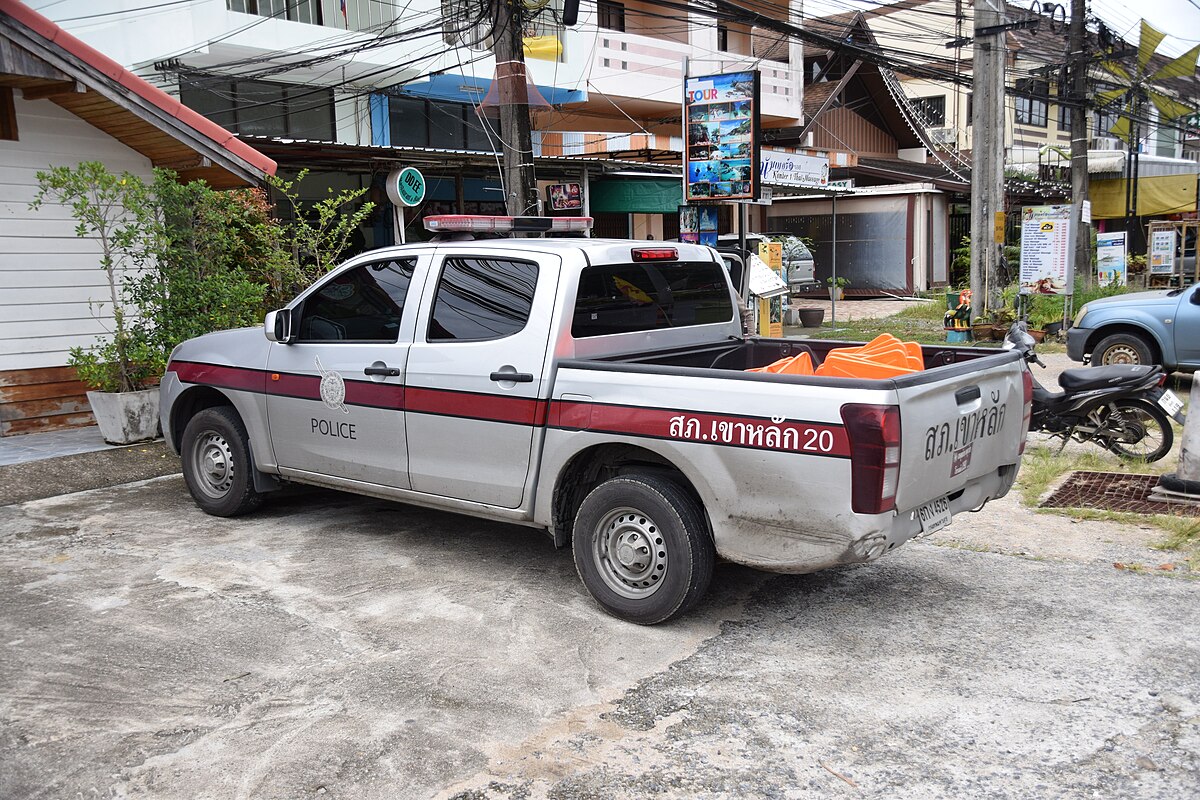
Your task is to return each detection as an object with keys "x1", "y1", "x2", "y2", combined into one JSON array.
[{"x1": 386, "y1": 167, "x2": 426, "y2": 207}]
